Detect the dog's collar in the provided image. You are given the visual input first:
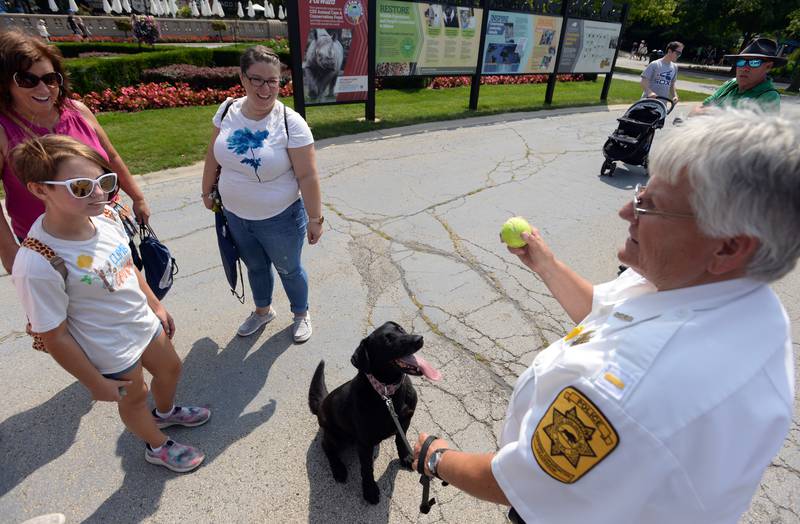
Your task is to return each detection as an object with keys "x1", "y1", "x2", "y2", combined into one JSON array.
[{"x1": 366, "y1": 373, "x2": 402, "y2": 397}]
